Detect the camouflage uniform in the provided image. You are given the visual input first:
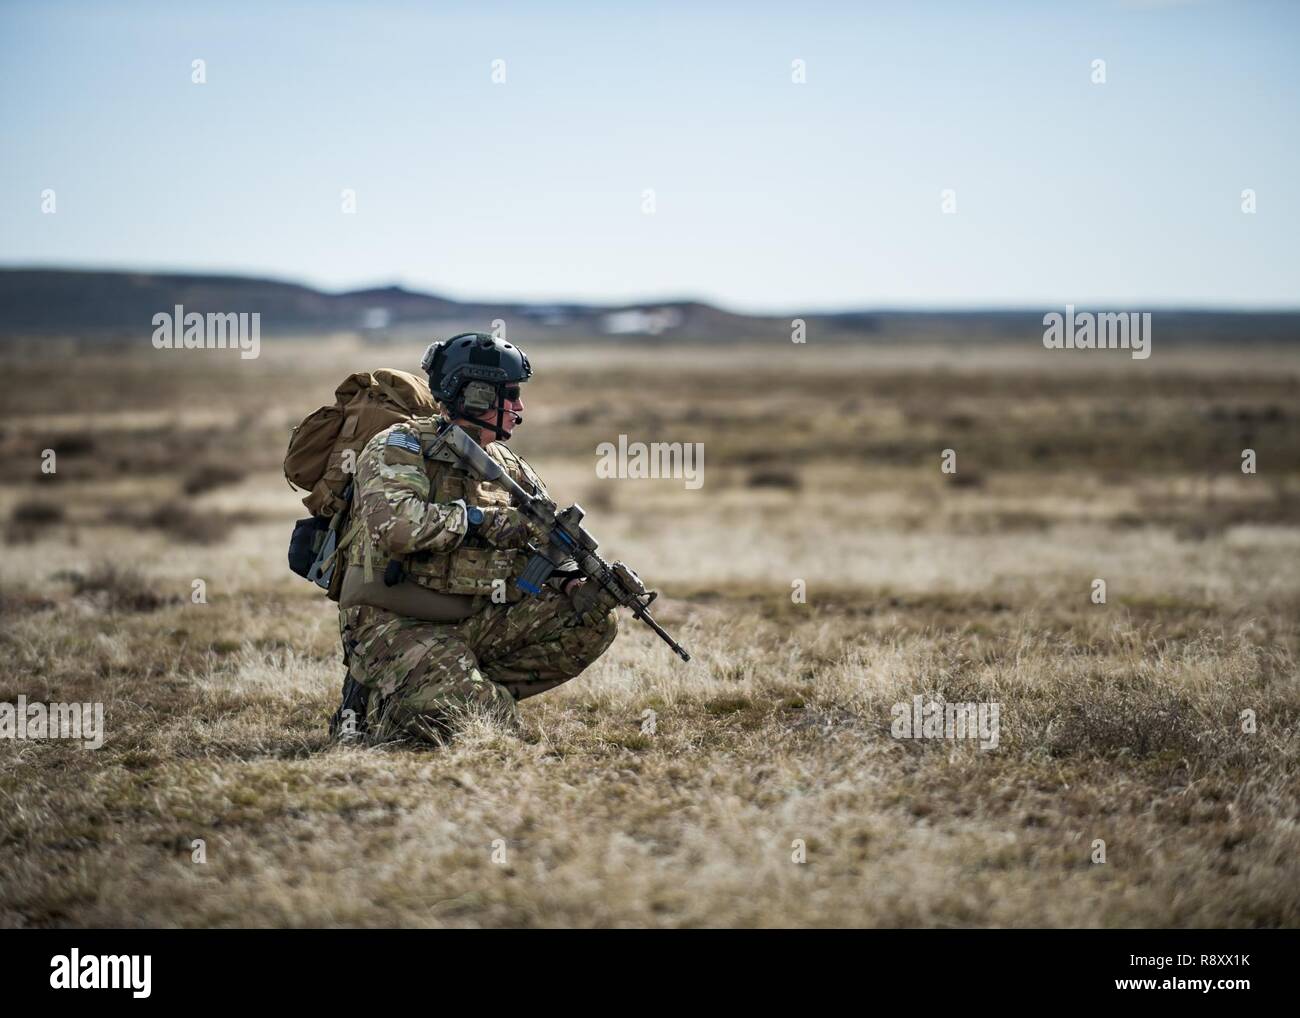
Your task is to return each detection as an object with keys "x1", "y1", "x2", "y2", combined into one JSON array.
[{"x1": 336, "y1": 415, "x2": 617, "y2": 744}]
